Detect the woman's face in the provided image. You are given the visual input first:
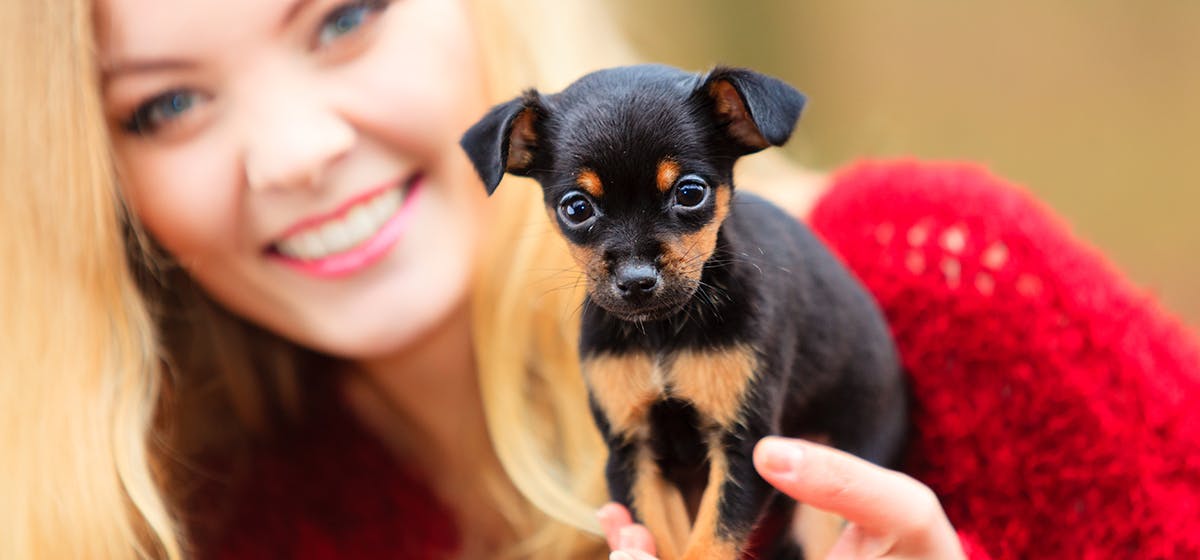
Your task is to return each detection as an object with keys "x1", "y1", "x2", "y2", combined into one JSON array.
[{"x1": 99, "y1": 0, "x2": 491, "y2": 357}]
